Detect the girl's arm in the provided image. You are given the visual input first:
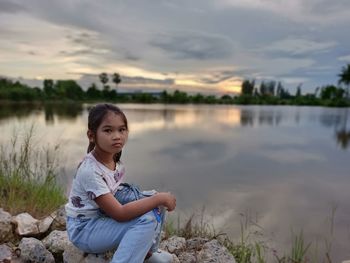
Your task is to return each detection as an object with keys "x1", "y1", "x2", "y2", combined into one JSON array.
[{"x1": 95, "y1": 192, "x2": 176, "y2": 222}]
